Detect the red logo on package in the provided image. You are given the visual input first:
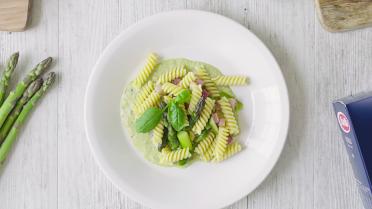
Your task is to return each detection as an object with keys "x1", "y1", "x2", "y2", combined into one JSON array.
[{"x1": 337, "y1": 112, "x2": 351, "y2": 133}]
